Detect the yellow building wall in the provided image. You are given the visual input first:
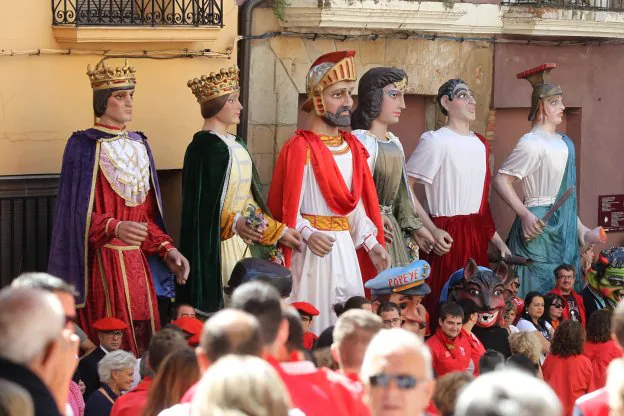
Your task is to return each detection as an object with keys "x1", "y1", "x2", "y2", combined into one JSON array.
[{"x1": 0, "y1": 0, "x2": 239, "y2": 175}]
